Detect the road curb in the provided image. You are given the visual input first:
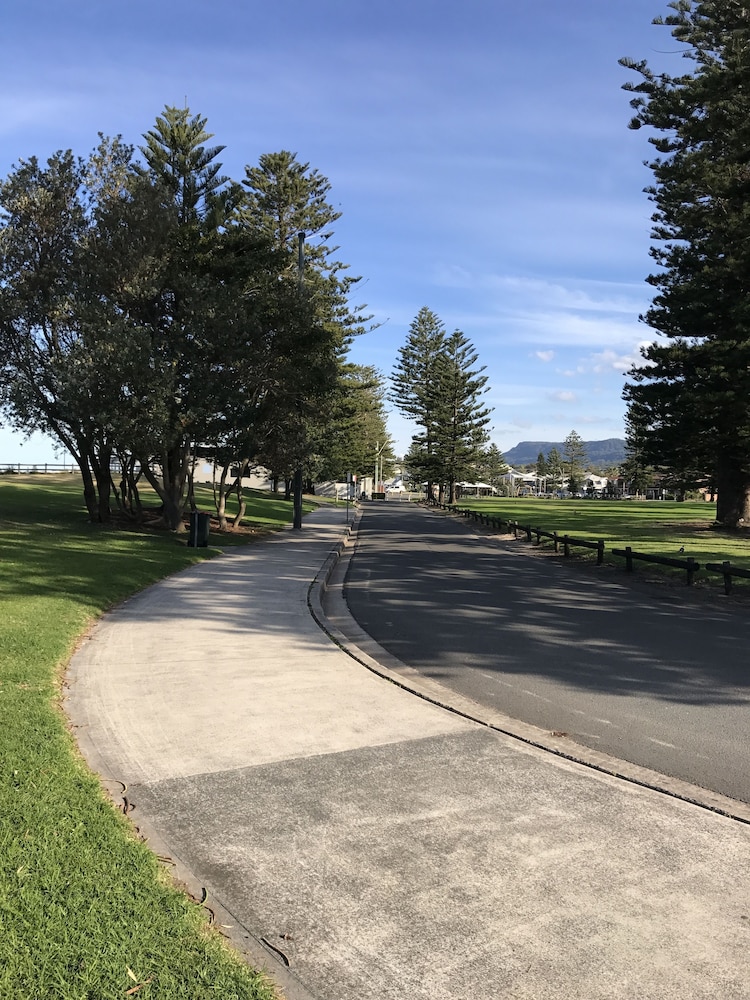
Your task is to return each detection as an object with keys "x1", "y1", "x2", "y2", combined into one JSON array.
[{"x1": 310, "y1": 505, "x2": 750, "y2": 827}]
